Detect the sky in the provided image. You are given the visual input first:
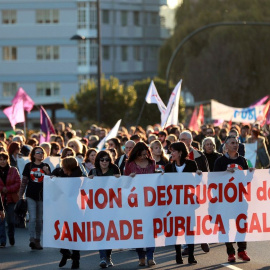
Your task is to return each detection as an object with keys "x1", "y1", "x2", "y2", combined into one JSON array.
[{"x1": 167, "y1": 0, "x2": 182, "y2": 9}]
